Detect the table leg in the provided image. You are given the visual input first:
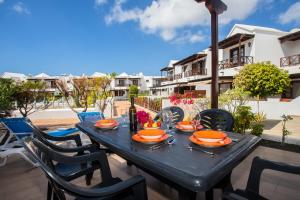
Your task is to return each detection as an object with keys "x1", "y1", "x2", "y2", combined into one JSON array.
[
  {"x1": 216, "y1": 172, "x2": 233, "y2": 192},
  {"x1": 178, "y1": 188, "x2": 197, "y2": 200},
  {"x1": 205, "y1": 189, "x2": 213, "y2": 200}
]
